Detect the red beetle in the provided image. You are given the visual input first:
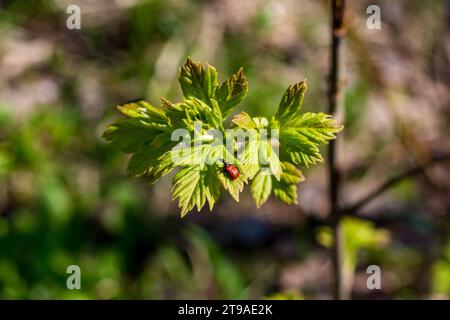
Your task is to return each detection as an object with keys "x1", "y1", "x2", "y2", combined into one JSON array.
[{"x1": 221, "y1": 159, "x2": 240, "y2": 181}]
